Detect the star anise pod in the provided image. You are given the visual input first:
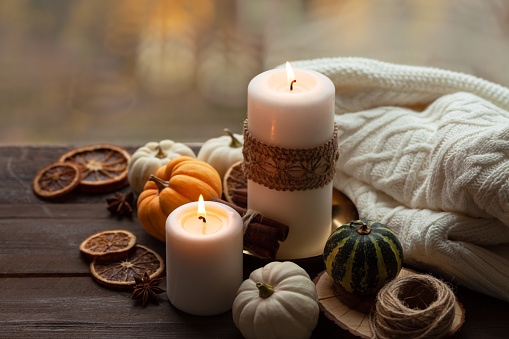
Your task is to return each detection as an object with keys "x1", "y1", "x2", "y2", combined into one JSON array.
[
  {"x1": 131, "y1": 272, "x2": 165, "y2": 307},
  {"x1": 106, "y1": 191, "x2": 134, "y2": 218}
]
